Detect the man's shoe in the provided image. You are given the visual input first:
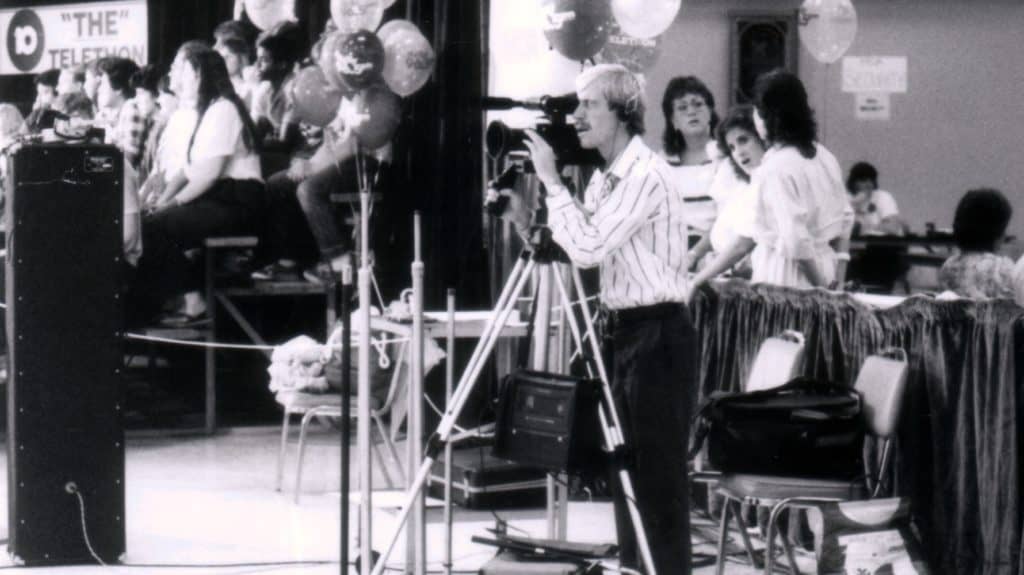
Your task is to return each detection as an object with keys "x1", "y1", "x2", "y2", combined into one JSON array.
[
  {"x1": 251, "y1": 260, "x2": 301, "y2": 282},
  {"x1": 303, "y1": 263, "x2": 340, "y2": 285}
]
